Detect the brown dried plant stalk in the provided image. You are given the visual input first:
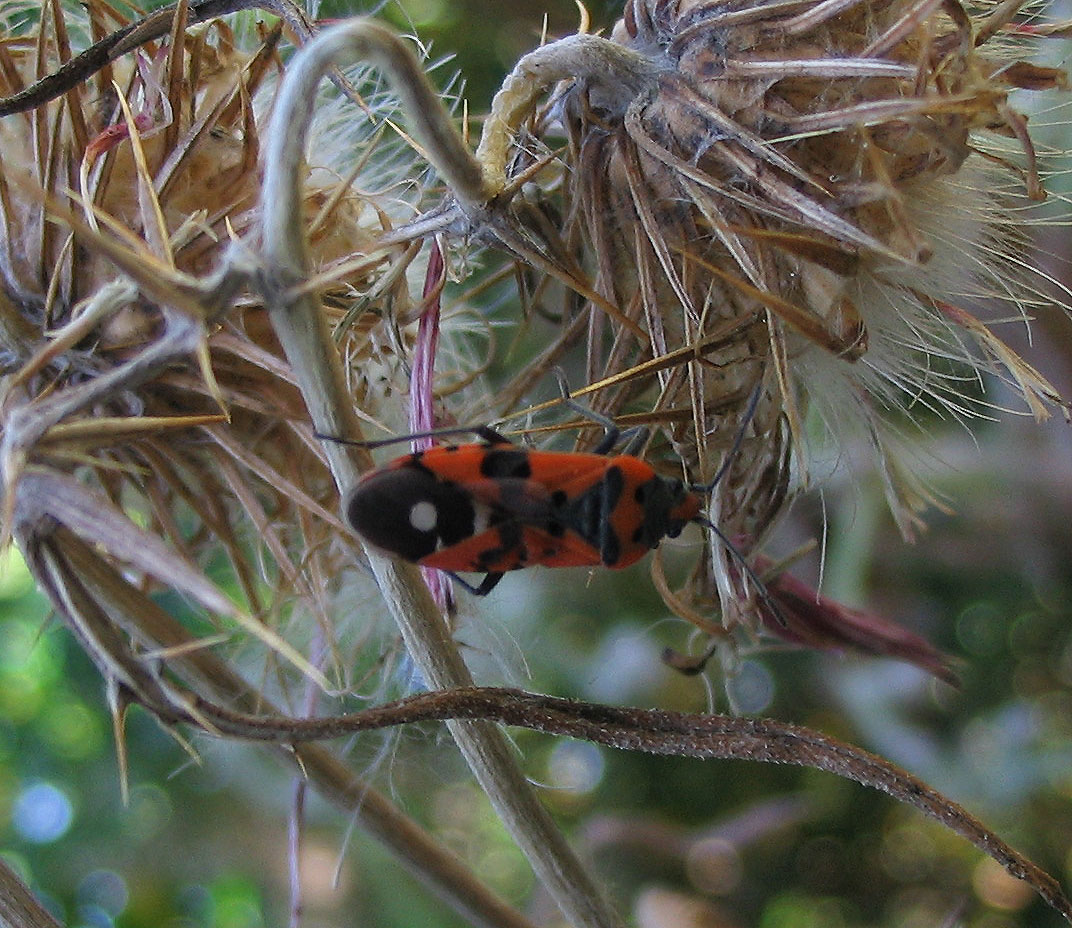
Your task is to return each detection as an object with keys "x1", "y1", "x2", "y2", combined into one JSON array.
[{"x1": 1, "y1": 0, "x2": 1070, "y2": 926}]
